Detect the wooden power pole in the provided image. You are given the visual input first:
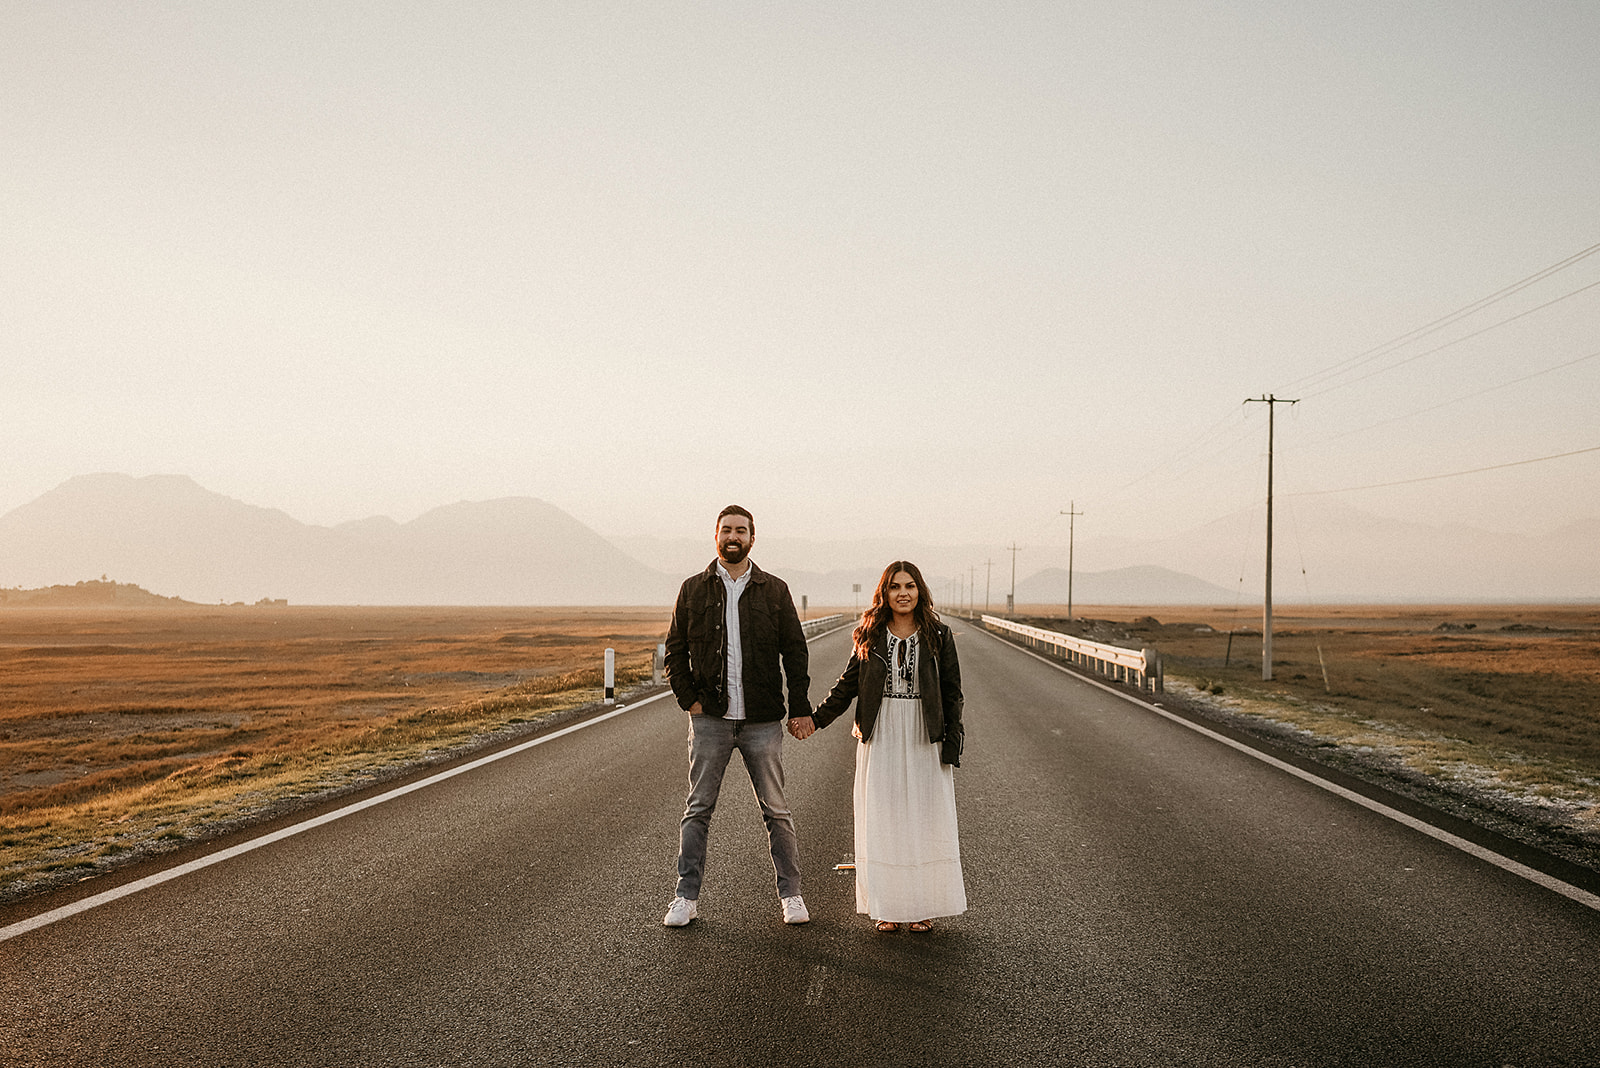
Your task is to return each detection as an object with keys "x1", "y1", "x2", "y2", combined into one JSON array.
[
  {"x1": 1059, "y1": 501, "x2": 1083, "y2": 621},
  {"x1": 1005, "y1": 543, "x2": 1022, "y2": 616},
  {"x1": 1245, "y1": 394, "x2": 1298, "y2": 681}
]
